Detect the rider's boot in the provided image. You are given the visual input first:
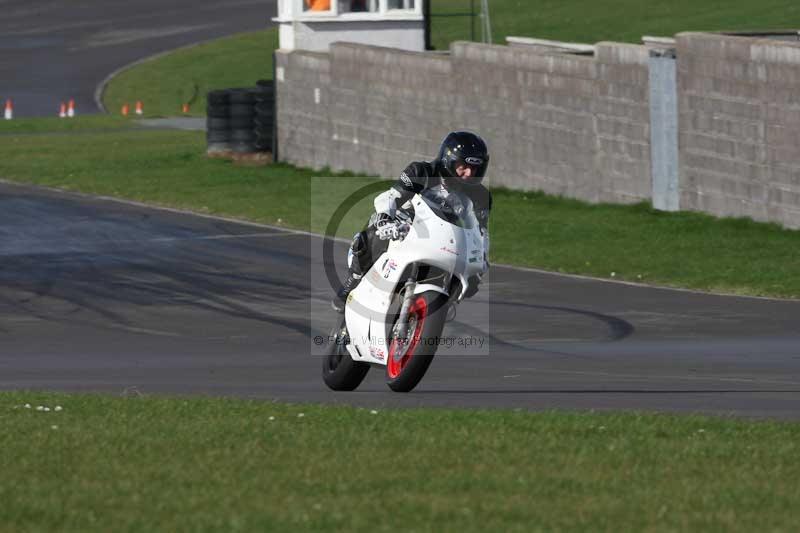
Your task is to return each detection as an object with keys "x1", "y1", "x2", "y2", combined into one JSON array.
[
  {"x1": 331, "y1": 271, "x2": 361, "y2": 313},
  {"x1": 332, "y1": 232, "x2": 369, "y2": 313}
]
